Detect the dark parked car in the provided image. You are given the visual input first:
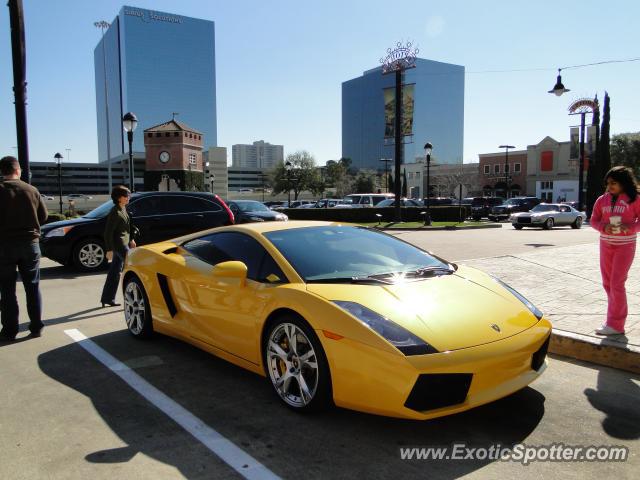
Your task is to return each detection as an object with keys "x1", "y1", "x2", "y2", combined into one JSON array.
[
  {"x1": 488, "y1": 197, "x2": 541, "y2": 221},
  {"x1": 40, "y1": 192, "x2": 235, "y2": 271},
  {"x1": 470, "y1": 197, "x2": 505, "y2": 220},
  {"x1": 227, "y1": 200, "x2": 289, "y2": 223},
  {"x1": 376, "y1": 198, "x2": 423, "y2": 207},
  {"x1": 422, "y1": 197, "x2": 454, "y2": 206}
]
